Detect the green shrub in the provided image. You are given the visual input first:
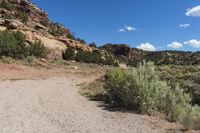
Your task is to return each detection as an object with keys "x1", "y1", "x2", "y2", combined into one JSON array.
[
  {"x1": 75, "y1": 51, "x2": 87, "y2": 62},
  {"x1": 158, "y1": 65, "x2": 200, "y2": 106},
  {"x1": 0, "y1": 0, "x2": 15, "y2": 11},
  {"x1": 67, "y1": 33, "x2": 86, "y2": 44},
  {"x1": 165, "y1": 84, "x2": 192, "y2": 122},
  {"x1": 28, "y1": 40, "x2": 48, "y2": 58},
  {"x1": 75, "y1": 50, "x2": 102, "y2": 64},
  {"x1": 0, "y1": 56, "x2": 13, "y2": 64},
  {"x1": 74, "y1": 50, "x2": 118, "y2": 66},
  {"x1": 76, "y1": 38, "x2": 86, "y2": 44},
  {"x1": 17, "y1": 10, "x2": 28, "y2": 23},
  {"x1": 89, "y1": 42, "x2": 97, "y2": 48},
  {"x1": 103, "y1": 61, "x2": 200, "y2": 129},
  {"x1": 0, "y1": 30, "x2": 49, "y2": 59},
  {"x1": 88, "y1": 51, "x2": 102, "y2": 64},
  {"x1": 62, "y1": 47, "x2": 75, "y2": 60},
  {"x1": 67, "y1": 33, "x2": 76, "y2": 40},
  {"x1": 40, "y1": 19, "x2": 49, "y2": 27},
  {"x1": 49, "y1": 22, "x2": 65, "y2": 36},
  {"x1": 3, "y1": 12, "x2": 15, "y2": 19},
  {"x1": 0, "y1": 30, "x2": 29, "y2": 59},
  {"x1": 102, "y1": 56, "x2": 119, "y2": 66},
  {"x1": 104, "y1": 68, "x2": 129, "y2": 106},
  {"x1": 179, "y1": 105, "x2": 200, "y2": 130},
  {"x1": 25, "y1": 56, "x2": 35, "y2": 63},
  {"x1": 104, "y1": 61, "x2": 168, "y2": 113}
]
